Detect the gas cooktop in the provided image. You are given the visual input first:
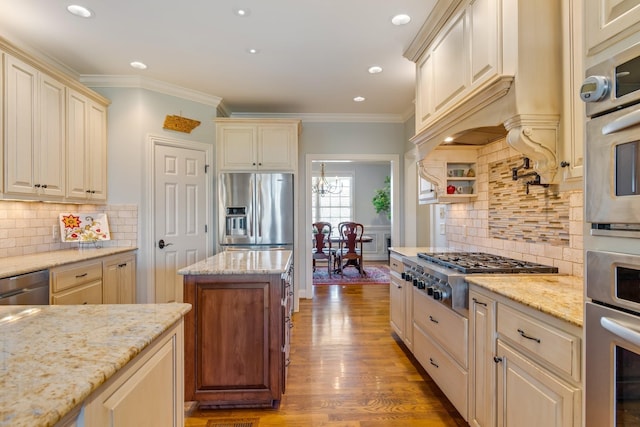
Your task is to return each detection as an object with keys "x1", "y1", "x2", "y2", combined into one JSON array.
[{"x1": 416, "y1": 252, "x2": 558, "y2": 274}]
